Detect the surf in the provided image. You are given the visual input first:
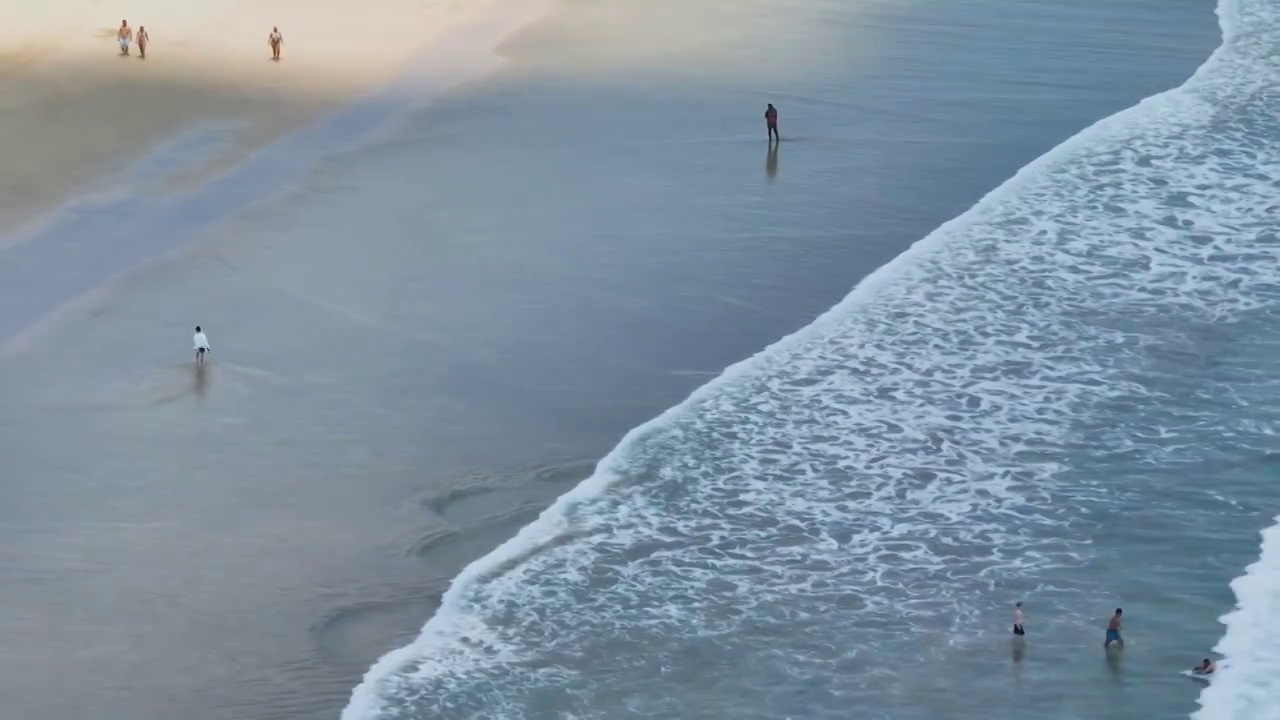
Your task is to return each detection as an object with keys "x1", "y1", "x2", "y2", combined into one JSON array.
[
  {"x1": 1193, "y1": 515, "x2": 1280, "y2": 720},
  {"x1": 340, "y1": 0, "x2": 1279, "y2": 716}
]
